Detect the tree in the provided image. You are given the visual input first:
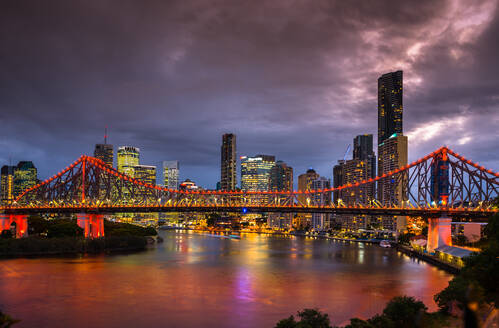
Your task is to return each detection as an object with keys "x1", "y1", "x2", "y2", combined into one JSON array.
[
  {"x1": 274, "y1": 309, "x2": 332, "y2": 328},
  {"x1": 382, "y1": 296, "x2": 427, "y2": 327},
  {"x1": 0, "y1": 310, "x2": 19, "y2": 327}
]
